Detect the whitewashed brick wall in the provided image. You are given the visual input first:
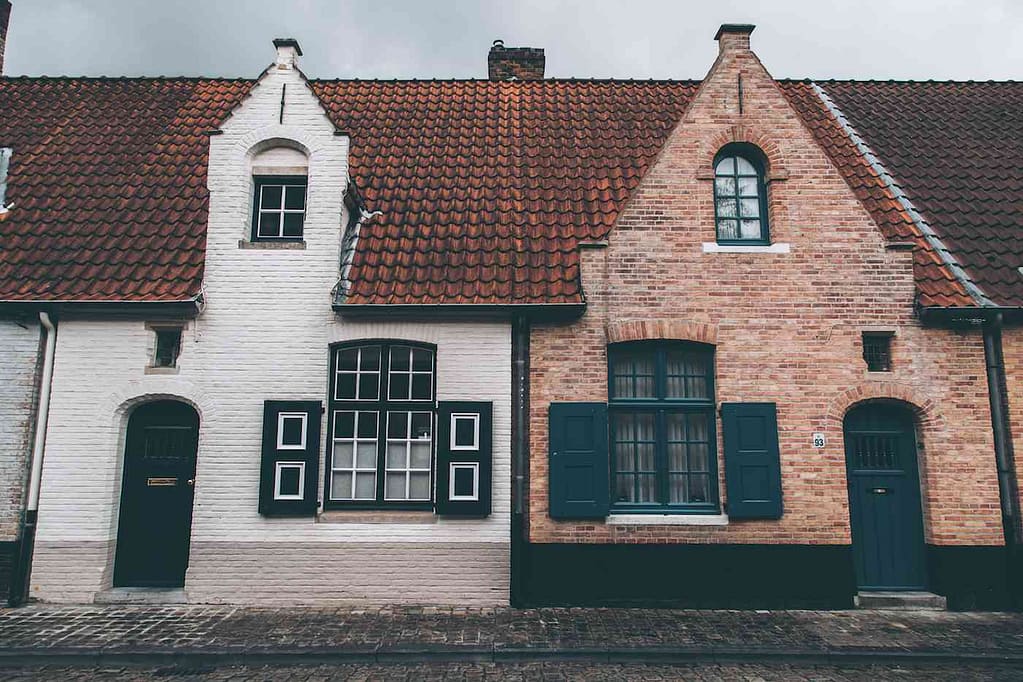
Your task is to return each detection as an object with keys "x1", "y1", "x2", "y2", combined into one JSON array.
[
  {"x1": 30, "y1": 51, "x2": 511, "y2": 605},
  {"x1": 0, "y1": 318, "x2": 39, "y2": 542}
]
